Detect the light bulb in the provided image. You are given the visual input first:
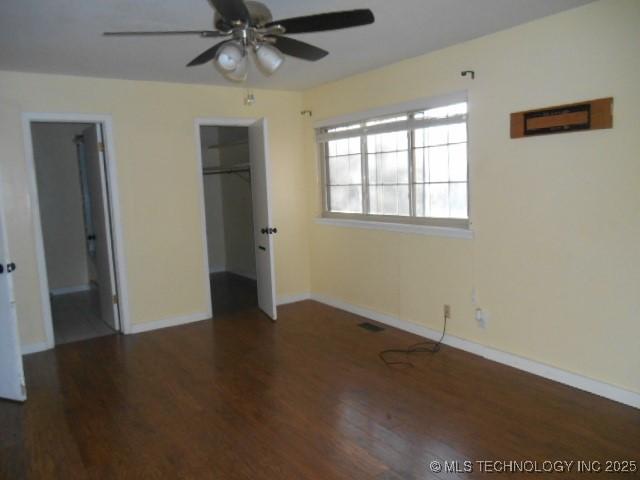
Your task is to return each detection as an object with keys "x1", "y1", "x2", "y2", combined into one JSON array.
[
  {"x1": 255, "y1": 44, "x2": 284, "y2": 75},
  {"x1": 215, "y1": 41, "x2": 243, "y2": 72},
  {"x1": 224, "y1": 54, "x2": 248, "y2": 82}
]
